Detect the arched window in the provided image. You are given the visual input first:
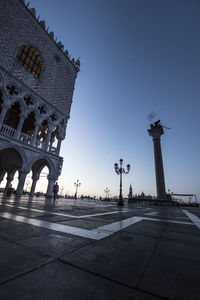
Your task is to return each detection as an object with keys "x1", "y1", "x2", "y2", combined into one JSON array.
[
  {"x1": 3, "y1": 102, "x2": 21, "y2": 129},
  {"x1": 22, "y1": 111, "x2": 36, "y2": 136},
  {"x1": 16, "y1": 46, "x2": 43, "y2": 78}
]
